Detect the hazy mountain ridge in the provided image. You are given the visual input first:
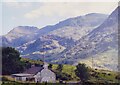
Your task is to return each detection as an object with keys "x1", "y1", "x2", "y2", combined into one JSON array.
[
  {"x1": 37, "y1": 13, "x2": 108, "y2": 35},
  {"x1": 47, "y1": 13, "x2": 108, "y2": 41},
  {"x1": 2, "y1": 26, "x2": 39, "y2": 47},
  {"x1": 5, "y1": 26, "x2": 39, "y2": 40},
  {"x1": 2, "y1": 13, "x2": 108, "y2": 48}
]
